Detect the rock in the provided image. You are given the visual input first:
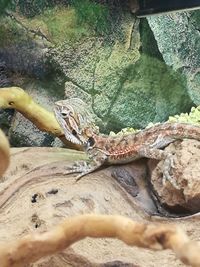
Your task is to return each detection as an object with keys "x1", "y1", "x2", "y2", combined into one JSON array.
[
  {"x1": 149, "y1": 140, "x2": 200, "y2": 213},
  {"x1": 147, "y1": 10, "x2": 200, "y2": 105},
  {"x1": 0, "y1": 43, "x2": 49, "y2": 78},
  {"x1": 0, "y1": 62, "x2": 10, "y2": 87},
  {"x1": 0, "y1": 6, "x2": 197, "y2": 144},
  {"x1": 49, "y1": 11, "x2": 193, "y2": 132}
]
